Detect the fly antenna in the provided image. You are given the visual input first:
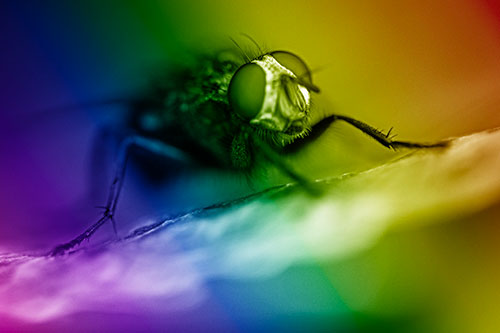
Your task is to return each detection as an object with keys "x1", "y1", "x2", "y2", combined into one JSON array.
[
  {"x1": 295, "y1": 65, "x2": 326, "y2": 93},
  {"x1": 240, "y1": 33, "x2": 264, "y2": 55},
  {"x1": 297, "y1": 65, "x2": 326, "y2": 80},
  {"x1": 229, "y1": 37, "x2": 251, "y2": 63}
]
